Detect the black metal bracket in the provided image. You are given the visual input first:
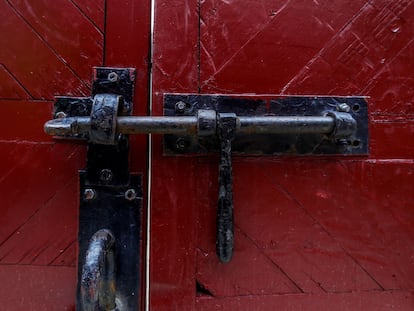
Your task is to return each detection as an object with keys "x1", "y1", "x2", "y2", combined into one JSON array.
[
  {"x1": 163, "y1": 94, "x2": 369, "y2": 156},
  {"x1": 51, "y1": 67, "x2": 142, "y2": 310}
]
